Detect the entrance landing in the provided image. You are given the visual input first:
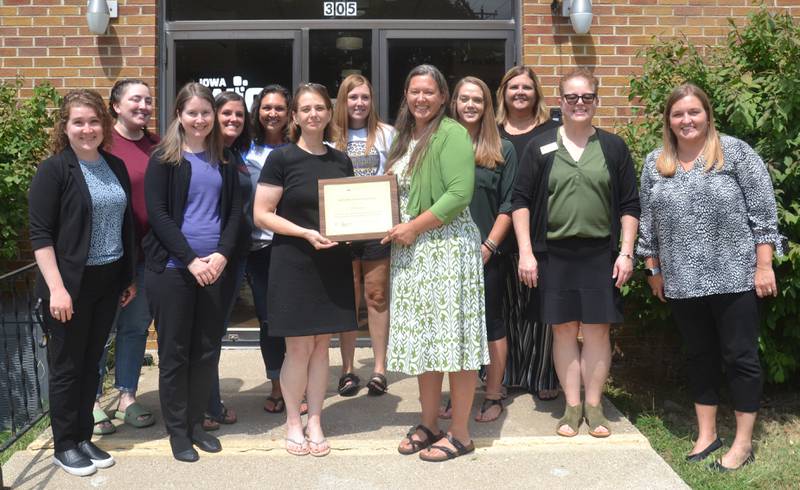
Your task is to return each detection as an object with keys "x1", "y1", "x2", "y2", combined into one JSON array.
[{"x1": 3, "y1": 348, "x2": 687, "y2": 489}]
